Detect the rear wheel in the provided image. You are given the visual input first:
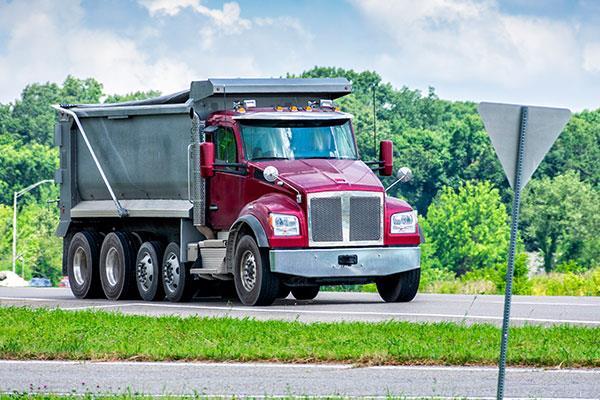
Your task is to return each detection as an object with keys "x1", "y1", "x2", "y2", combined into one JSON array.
[
  {"x1": 67, "y1": 231, "x2": 103, "y2": 299},
  {"x1": 136, "y1": 241, "x2": 164, "y2": 301},
  {"x1": 99, "y1": 232, "x2": 138, "y2": 300},
  {"x1": 162, "y1": 242, "x2": 196, "y2": 302},
  {"x1": 233, "y1": 235, "x2": 280, "y2": 306},
  {"x1": 376, "y1": 268, "x2": 420, "y2": 303},
  {"x1": 291, "y1": 286, "x2": 320, "y2": 301}
]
